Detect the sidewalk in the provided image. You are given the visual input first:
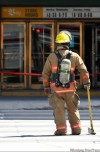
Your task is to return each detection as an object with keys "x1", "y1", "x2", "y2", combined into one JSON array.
[
  {"x1": 0, "y1": 120, "x2": 100, "y2": 151},
  {"x1": 0, "y1": 88, "x2": 100, "y2": 96},
  {"x1": 0, "y1": 91, "x2": 99, "y2": 151},
  {"x1": 0, "y1": 95, "x2": 99, "y2": 110}
]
